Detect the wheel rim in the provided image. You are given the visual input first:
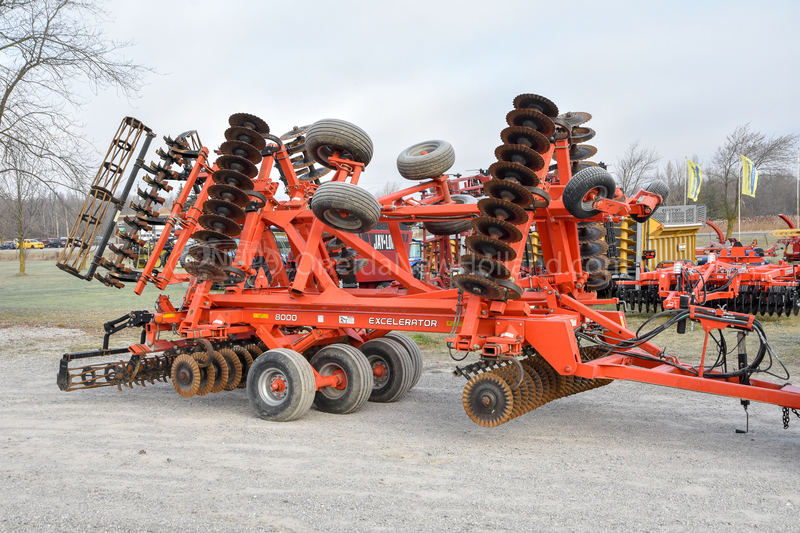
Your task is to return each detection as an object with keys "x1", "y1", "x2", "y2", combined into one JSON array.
[
  {"x1": 580, "y1": 186, "x2": 607, "y2": 212},
  {"x1": 323, "y1": 209, "x2": 363, "y2": 231},
  {"x1": 317, "y1": 362, "x2": 347, "y2": 400},
  {"x1": 407, "y1": 141, "x2": 442, "y2": 157},
  {"x1": 317, "y1": 145, "x2": 355, "y2": 163},
  {"x1": 368, "y1": 355, "x2": 390, "y2": 389},
  {"x1": 257, "y1": 368, "x2": 289, "y2": 406}
]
